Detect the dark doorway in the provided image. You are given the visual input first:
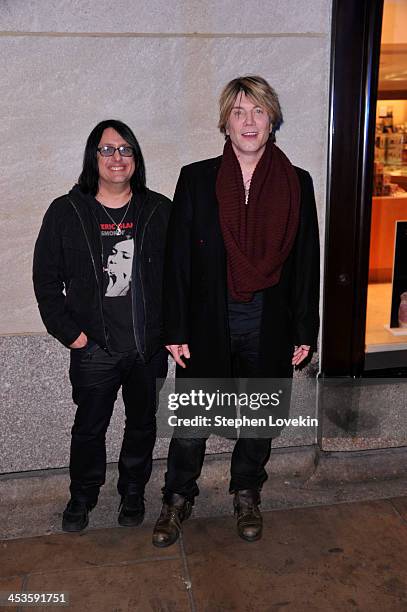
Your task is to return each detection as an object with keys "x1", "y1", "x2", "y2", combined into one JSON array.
[{"x1": 321, "y1": 0, "x2": 385, "y2": 376}]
